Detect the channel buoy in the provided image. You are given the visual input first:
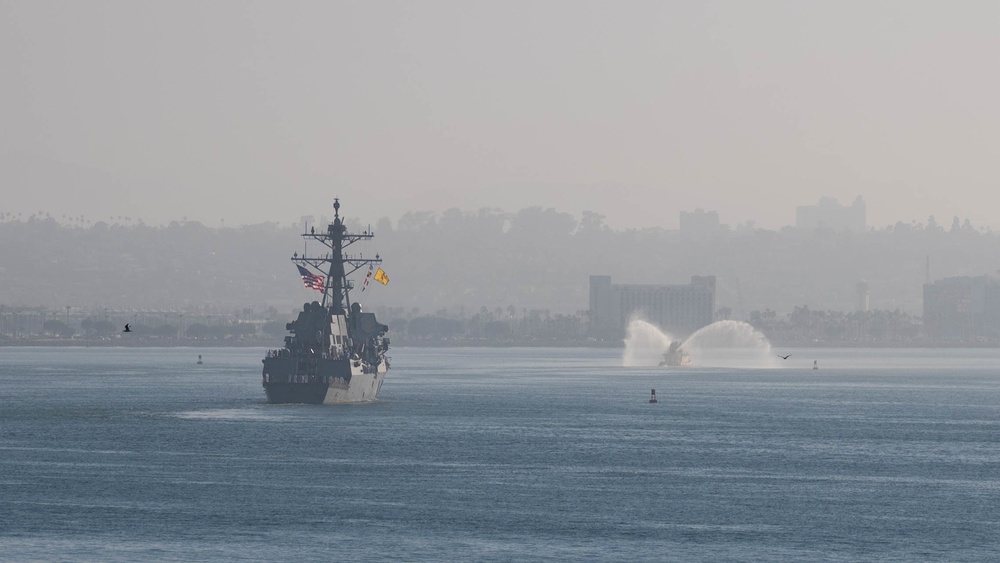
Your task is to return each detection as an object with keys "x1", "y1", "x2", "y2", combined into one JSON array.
[{"x1": 649, "y1": 389, "x2": 658, "y2": 403}]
